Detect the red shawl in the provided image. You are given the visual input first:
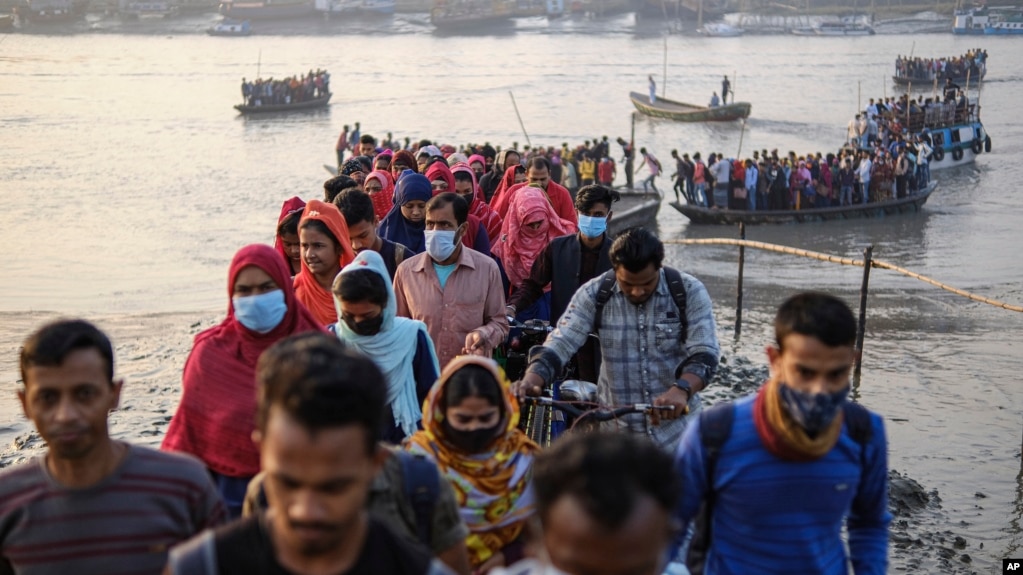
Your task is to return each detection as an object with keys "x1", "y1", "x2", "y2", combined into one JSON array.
[
  {"x1": 452, "y1": 163, "x2": 503, "y2": 243},
  {"x1": 293, "y1": 200, "x2": 356, "y2": 326},
  {"x1": 161, "y1": 244, "x2": 325, "y2": 477},
  {"x1": 365, "y1": 170, "x2": 395, "y2": 222},
  {"x1": 273, "y1": 196, "x2": 306, "y2": 273},
  {"x1": 425, "y1": 161, "x2": 456, "y2": 194},
  {"x1": 489, "y1": 165, "x2": 524, "y2": 209}
]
